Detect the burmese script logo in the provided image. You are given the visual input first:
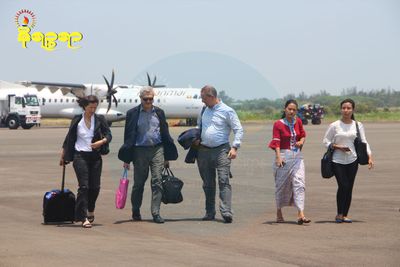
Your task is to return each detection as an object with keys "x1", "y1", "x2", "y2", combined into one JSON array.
[{"x1": 15, "y1": 9, "x2": 84, "y2": 51}]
